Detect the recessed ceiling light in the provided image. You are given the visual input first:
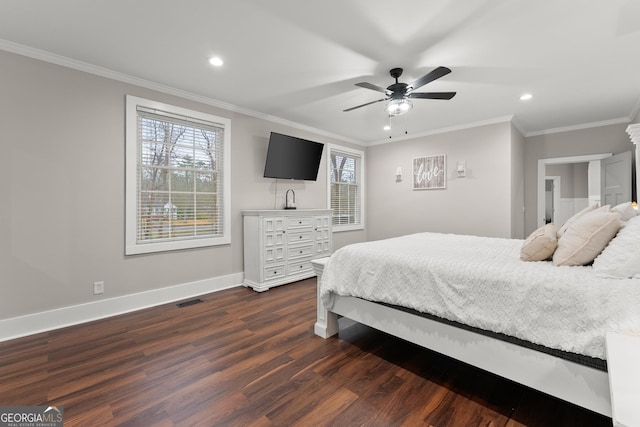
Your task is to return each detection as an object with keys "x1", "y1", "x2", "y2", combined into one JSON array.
[
  {"x1": 383, "y1": 125, "x2": 391, "y2": 131},
  {"x1": 520, "y1": 93, "x2": 533, "y2": 101},
  {"x1": 209, "y1": 57, "x2": 224, "y2": 67}
]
